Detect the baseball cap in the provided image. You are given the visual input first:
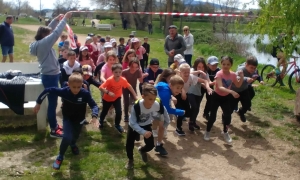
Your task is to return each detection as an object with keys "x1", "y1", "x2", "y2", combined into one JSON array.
[
  {"x1": 129, "y1": 33, "x2": 134, "y2": 37},
  {"x1": 86, "y1": 36, "x2": 92, "y2": 41},
  {"x1": 168, "y1": 25, "x2": 177, "y2": 29},
  {"x1": 82, "y1": 65, "x2": 92, "y2": 76},
  {"x1": 131, "y1": 38, "x2": 140, "y2": 43},
  {"x1": 106, "y1": 35, "x2": 111, "y2": 38},
  {"x1": 100, "y1": 38, "x2": 106, "y2": 43},
  {"x1": 104, "y1": 42, "x2": 112, "y2": 48},
  {"x1": 88, "y1": 33, "x2": 95, "y2": 37},
  {"x1": 174, "y1": 54, "x2": 184, "y2": 62},
  {"x1": 207, "y1": 56, "x2": 219, "y2": 65},
  {"x1": 110, "y1": 38, "x2": 116, "y2": 43},
  {"x1": 150, "y1": 58, "x2": 159, "y2": 66},
  {"x1": 79, "y1": 46, "x2": 88, "y2": 51}
]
